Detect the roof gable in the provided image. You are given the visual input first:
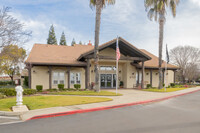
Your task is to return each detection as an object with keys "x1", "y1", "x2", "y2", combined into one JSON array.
[{"x1": 78, "y1": 37, "x2": 151, "y2": 61}]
